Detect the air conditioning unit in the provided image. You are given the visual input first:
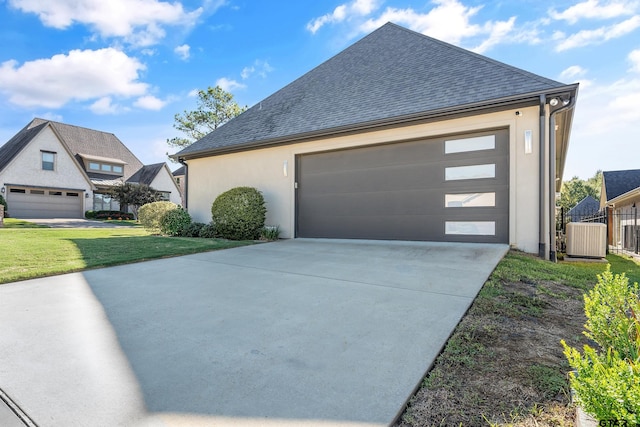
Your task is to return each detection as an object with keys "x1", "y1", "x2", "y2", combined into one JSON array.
[{"x1": 566, "y1": 223, "x2": 606, "y2": 258}]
